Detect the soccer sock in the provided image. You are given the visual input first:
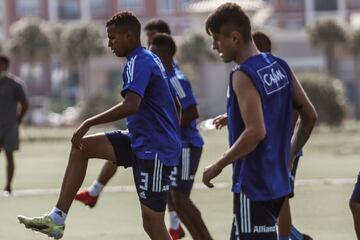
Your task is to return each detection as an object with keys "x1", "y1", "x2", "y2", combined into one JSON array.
[
  {"x1": 290, "y1": 225, "x2": 304, "y2": 240},
  {"x1": 49, "y1": 207, "x2": 67, "y2": 225},
  {"x1": 279, "y1": 237, "x2": 290, "y2": 240},
  {"x1": 88, "y1": 180, "x2": 104, "y2": 197},
  {"x1": 169, "y1": 211, "x2": 180, "y2": 229}
]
